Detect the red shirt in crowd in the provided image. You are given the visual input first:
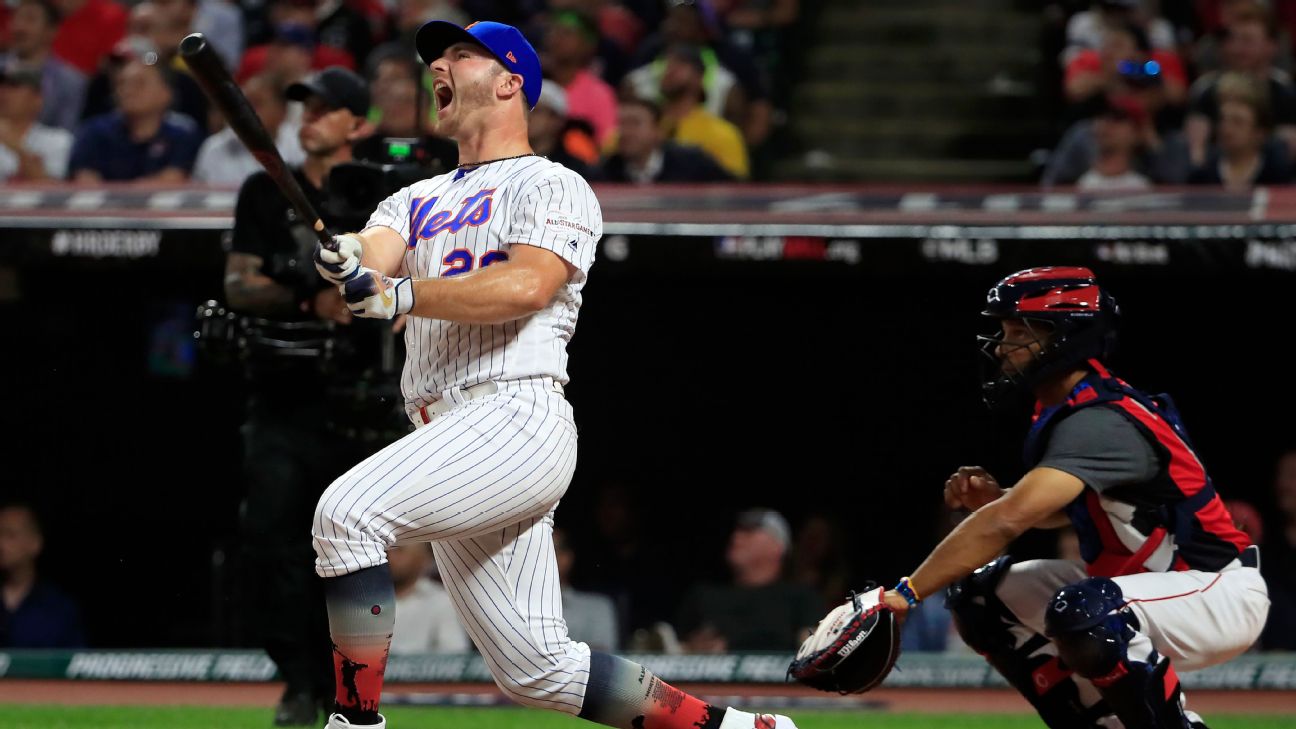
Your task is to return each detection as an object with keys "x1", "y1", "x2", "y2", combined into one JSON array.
[
  {"x1": 1065, "y1": 49, "x2": 1188, "y2": 90},
  {"x1": 51, "y1": 0, "x2": 128, "y2": 75},
  {"x1": 235, "y1": 44, "x2": 356, "y2": 84}
]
